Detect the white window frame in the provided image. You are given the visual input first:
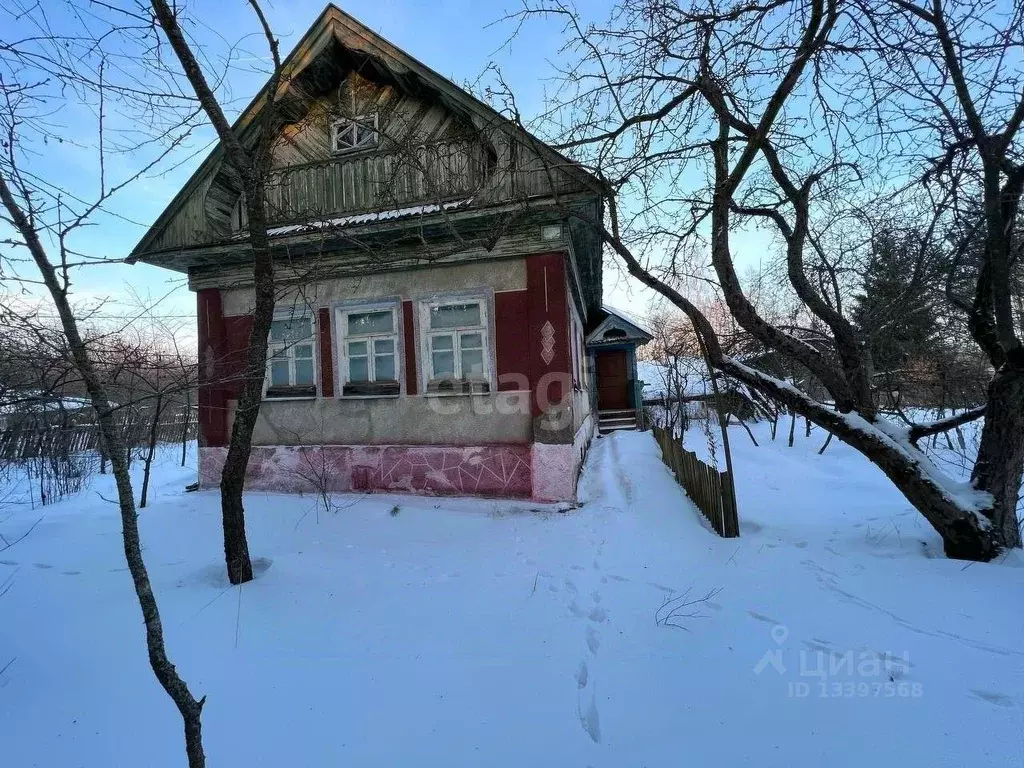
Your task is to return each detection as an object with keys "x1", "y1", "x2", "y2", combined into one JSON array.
[
  {"x1": 335, "y1": 300, "x2": 402, "y2": 397},
  {"x1": 264, "y1": 311, "x2": 317, "y2": 400},
  {"x1": 418, "y1": 294, "x2": 493, "y2": 394},
  {"x1": 330, "y1": 113, "x2": 378, "y2": 155}
]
